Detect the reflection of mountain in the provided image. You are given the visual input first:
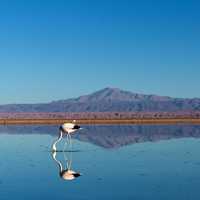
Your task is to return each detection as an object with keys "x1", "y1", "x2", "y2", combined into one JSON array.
[
  {"x1": 76, "y1": 125, "x2": 200, "y2": 148},
  {"x1": 0, "y1": 125, "x2": 200, "y2": 148}
]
